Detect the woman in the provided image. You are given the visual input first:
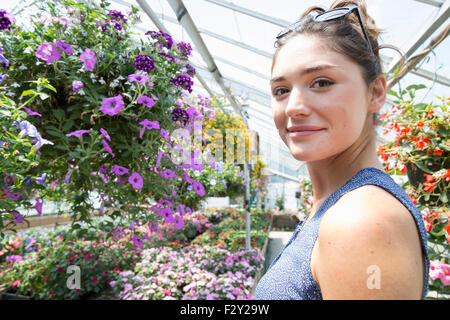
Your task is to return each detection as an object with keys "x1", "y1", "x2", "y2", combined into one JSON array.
[{"x1": 254, "y1": 0, "x2": 429, "y2": 300}]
